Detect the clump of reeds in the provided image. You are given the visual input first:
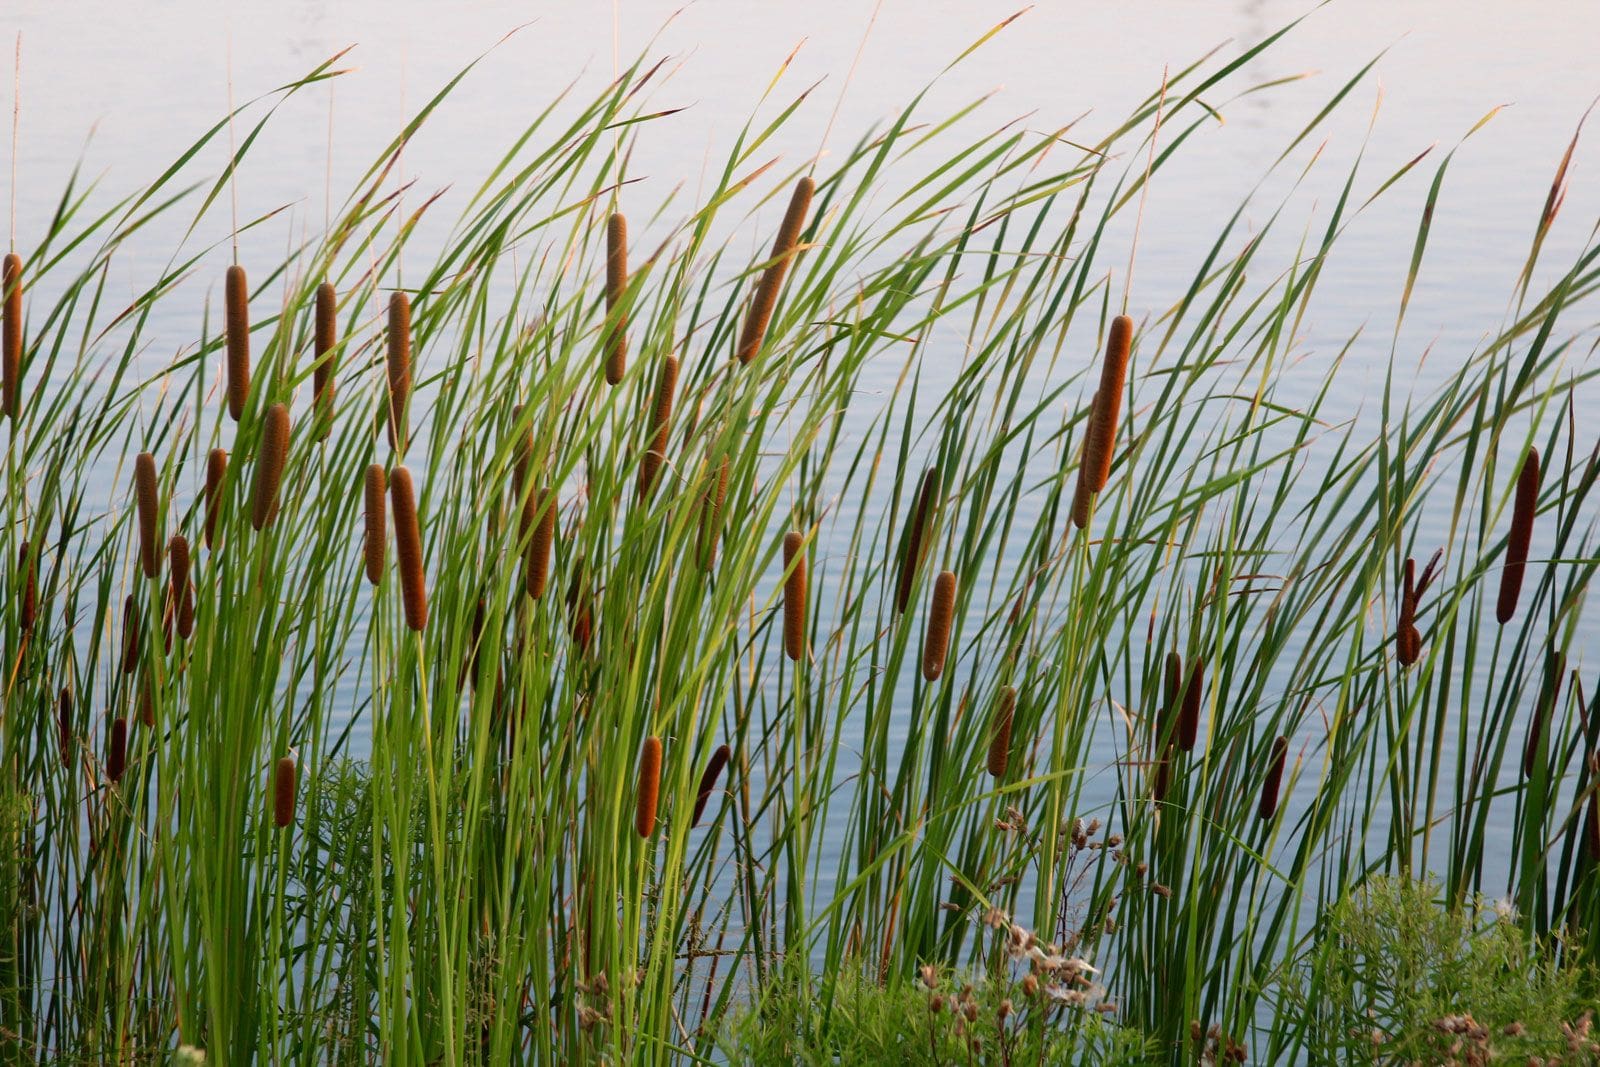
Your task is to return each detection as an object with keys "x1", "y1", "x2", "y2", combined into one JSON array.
[
  {"x1": 134, "y1": 452, "x2": 160, "y2": 577},
  {"x1": 525, "y1": 487, "x2": 556, "y2": 601},
  {"x1": 637, "y1": 355, "x2": 679, "y2": 499},
  {"x1": 736, "y1": 176, "x2": 815, "y2": 365},
  {"x1": 249, "y1": 403, "x2": 291, "y2": 530},
  {"x1": 1522, "y1": 651, "x2": 1564, "y2": 780},
  {"x1": 122, "y1": 595, "x2": 140, "y2": 675},
  {"x1": 313, "y1": 282, "x2": 337, "y2": 437},
  {"x1": 386, "y1": 292, "x2": 412, "y2": 454},
  {"x1": 1496, "y1": 446, "x2": 1540, "y2": 625},
  {"x1": 389, "y1": 465, "x2": 428, "y2": 631},
  {"x1": 782, "y1": 531, "x2": 807, "y2": 662},
  {"x1": 3, "y1": 252, "x2": 22, "y2": 420},
  {"x1": 1258, "y1": 736, "x2": 1289, "y2": 820},
  {"x1": 987, "y1": 686, "x2": 1017, "y2": 779},
  {"x1": 107, "y1": 717, "x2": 127, "y2": 783},
  {"x1": 698, "y1": 454, "x2": 730, "y2": 572},
  {"x1": 605, "y1": 213, "x2": 628, "y2": 385},
  {"x1": 169, "y1": 535, "x2": 193, "y2": 640},
  {"x1": 204, "y1": 449, "x2": 227, "y2": 548},
  {"x1": 273, "y1": 755, "x2": 297, "y2": 829},
  {"x1": 922, "y1": 570, "x2": 957, "y2": 682},
  {"x1": 692, "y1": 744, "x2": 731, "y2": 825},
  {"x1": 18, "y1": 540, "x2": 37, "y2": 637},
  {"x1": 57, "y1": 687, "x2": 72, "y2": 770},
  {"x1": 1071, "y1": 314, "x2": 1134, "y2": 529},
  {"x1": 363, "y1": 464, "x2": 386, "y2": 585},
  {"x1": 1178, "y1": 658, "x2": 1204, "y2": 752},
  {"x1": 895, "y1": 467, "x2": 939, "y2": 614},
  {"x1": 225, "y1": 264, "x2": 250, "y2": 421},
  {"x1": 635, "y1": 735, "x2": 662, "y2": 838}
]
